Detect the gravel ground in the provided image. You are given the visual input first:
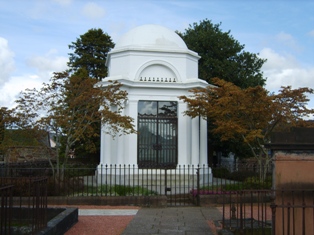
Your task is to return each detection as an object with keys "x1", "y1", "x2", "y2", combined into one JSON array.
[{"x1": 51, "y1": 205, "x2": 139, "y2": 235}]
